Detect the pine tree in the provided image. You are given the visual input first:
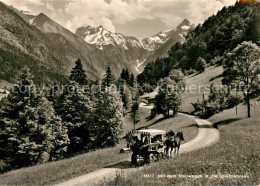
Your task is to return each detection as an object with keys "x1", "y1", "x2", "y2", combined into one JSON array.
[
  {"x1": 102, "y1": 66, "x2": 114, "y2": 88},
  {"x1": 120, "y1": 84, "x2": 128, "y2": 109},
  {"x1": 55, "y1": 81, "x2": 93, "y2": 153},
  {"x1": 120, "y1": 68, "x2": 126, "y2": 80},
  {"x1": 130, "y1": 96, "x2": 139, "y2": 130},
  {"x1": 69, "y1": 58, "x2": 88, "y2": 86},
  {"x1": 155, "y1": 89, "x2": 168, "y2": 117},
  {"x1": 47, "y1": 83, "x2": 59, "y2": 103},
  {"x1": 129, "y1": 74, "x2": 135, "y2": 87},
  {"x1": 0, "y1": 67, "x2": 69, "y2": 168},
  {"x1": 0, "y1": 67, "x2": 36, "y2": 167},
  {"x1": 120, "y1": 68, "x2": 130, "y2": 83}
]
